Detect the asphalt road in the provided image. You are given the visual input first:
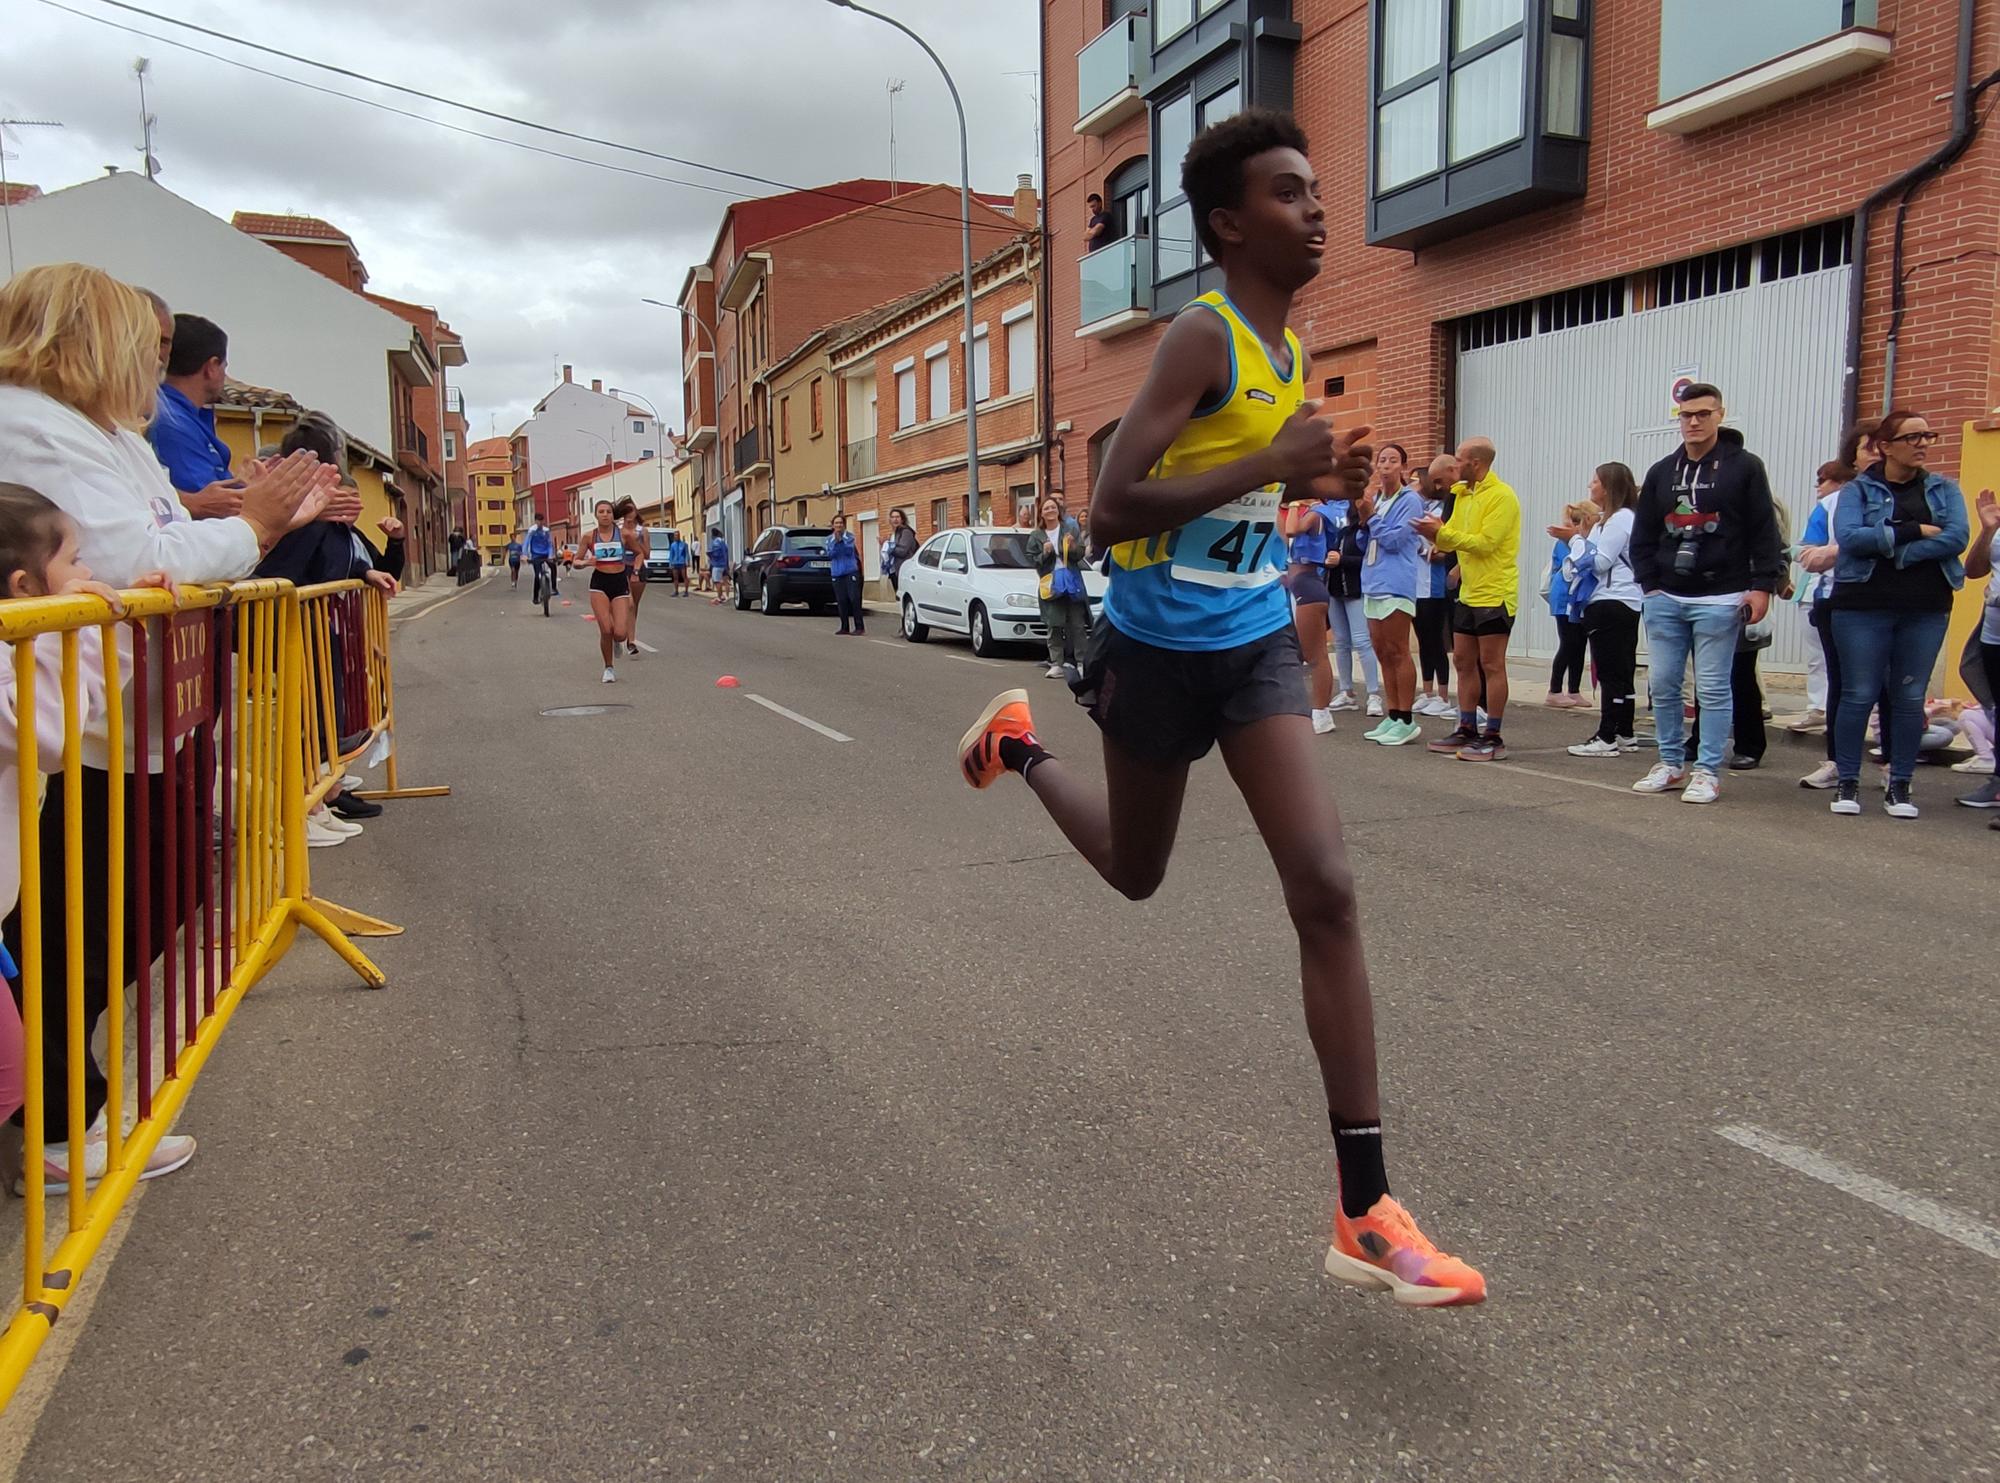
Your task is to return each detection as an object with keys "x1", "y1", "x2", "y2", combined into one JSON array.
[{"x1": 12, "y1": 577, "x2": 1997, "y2": 1481}]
